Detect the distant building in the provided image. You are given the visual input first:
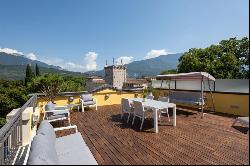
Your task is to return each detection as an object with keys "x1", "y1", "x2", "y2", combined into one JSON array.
[
  {"x1": 104, "y1": 65, "x2": 127, "y2": 90},
  {"x1": 123, "y1": 79, "x2": 149, "y2": 91},
  {"x1": 86, "y1": 61, "x2": 150, "y2": 92},
  {"x1": 85, "y1": 76, "x2": 106, "y2": 92}
]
